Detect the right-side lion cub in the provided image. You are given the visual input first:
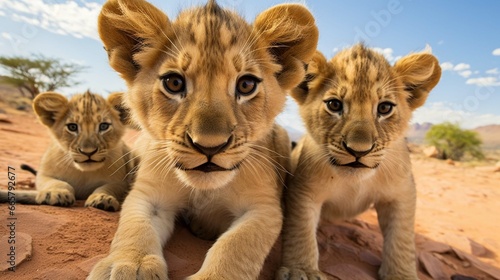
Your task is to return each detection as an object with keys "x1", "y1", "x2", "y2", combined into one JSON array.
[
  {"x1": 88, "y1": 0, "x2": 318, "y2": 279},
  {"x1": 277, "y1": 45, "x2": 441, "y2": 280}
]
